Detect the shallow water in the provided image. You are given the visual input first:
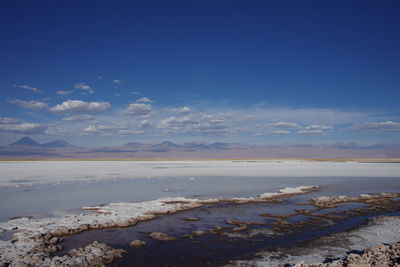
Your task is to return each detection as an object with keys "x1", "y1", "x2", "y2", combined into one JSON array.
[
  {"x1": 1, "y1": 176, "x2": 400, "y2": 222},
  {"x1": 53, "y1": 185, "x2": 400, "y2": 266}
]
